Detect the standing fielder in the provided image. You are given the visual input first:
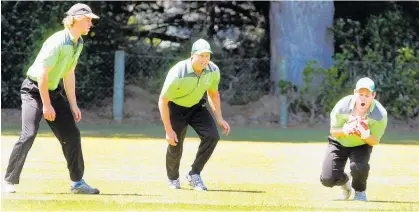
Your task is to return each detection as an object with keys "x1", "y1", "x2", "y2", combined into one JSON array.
[
  {"x1": 158, "y1": 39, "x2": 231, "y2": 191},
  {"x1": 4, "y1": 3, "x2": 100, "y2": 194},
  {"x1": 320, "y1": 77, "x2": 388, "y2": 201}
]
